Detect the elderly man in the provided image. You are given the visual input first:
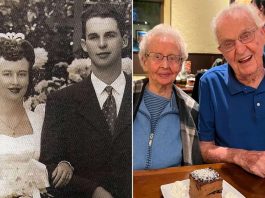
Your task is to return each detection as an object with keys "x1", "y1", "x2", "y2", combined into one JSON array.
[
  {"x1": 133, "y1": 24, "x2": 202, "y2": 170},
  {"x1": 199, "y1": 3, "x2": 265, "y2": 178}
]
